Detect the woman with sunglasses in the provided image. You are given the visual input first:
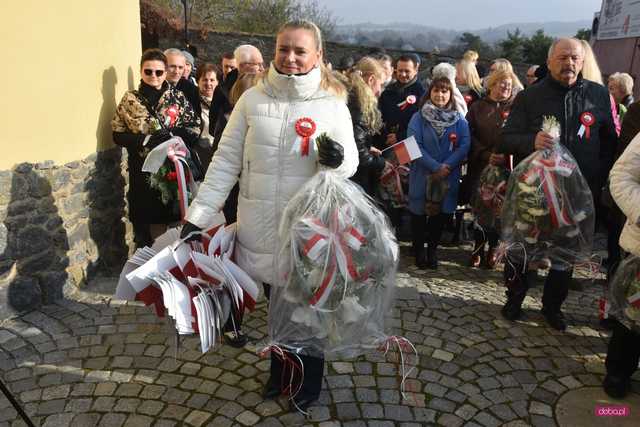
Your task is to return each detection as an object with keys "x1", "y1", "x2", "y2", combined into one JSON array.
[{"x1": 112, "y1": 48, "x2": 201, "y2": 247}]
